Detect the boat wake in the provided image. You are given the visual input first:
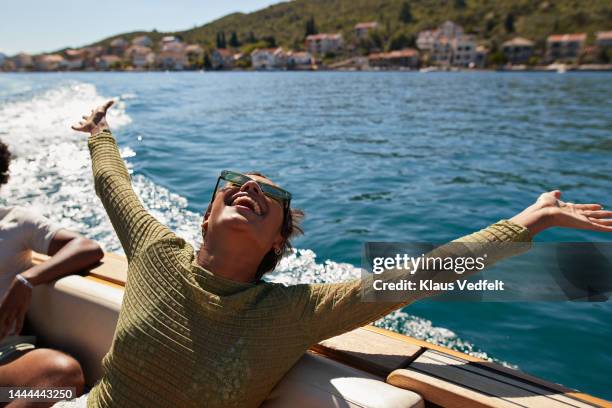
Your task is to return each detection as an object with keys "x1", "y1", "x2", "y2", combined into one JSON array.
[{"x1": 0, "y1": 80, "x2": 514, "y2": 368}]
